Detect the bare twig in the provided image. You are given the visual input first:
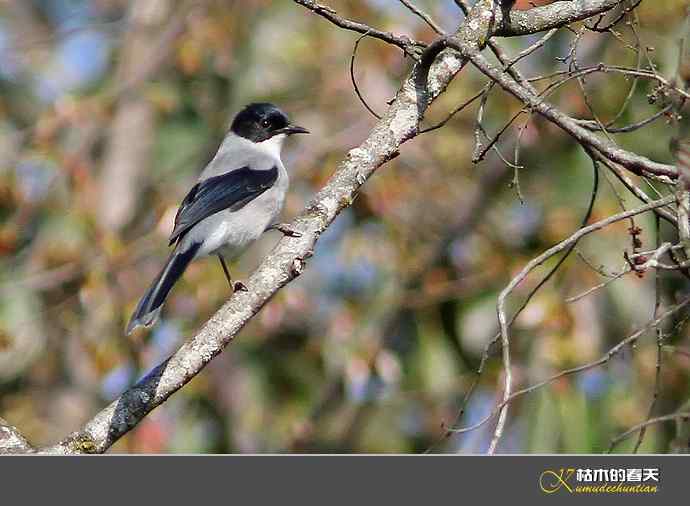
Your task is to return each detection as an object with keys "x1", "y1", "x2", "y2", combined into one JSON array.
[
  {"x1": 350, "y1": 33, "x2": 382, "y2": 119},
  {"x1": 452, "y1": 294, "x2": 690, "y2": 438},
  {"x1": 293, "y1": 0, "x2": 424, "y2": 56},
  {"x1": 574, "y1": 106, "x2": 673, "y2": 134},
  {"x1": 589, "y1": 150, "x2": 677, "y2": 226},
  {"x1": 466, "y1": 51, "x2": 678, "y2": 180},
  {"x1": 415, "y1": 31, "x2": 677, "y2": 181},
  {"x1": 420, "y1": 86, "x2": 488, "y2": 133},
  {"x1": 609, "y1": 412, "x2": 690, "y2": 452},
  {"x1": 504, "y1": 28, "x2": 558, "y2": 71},
  {"x1": 633, "y1": 214, "x2": 664, "y2": 453},
  {"x1": 434, "y1": 153, "x2": 599, "y2": 452},
  {"x1": 490, "y1": 198, "x2": 672, "y2": 452},
  {"x1": 397, "y1": 0, "x2": 444, "y2": 35},
  {"x1": 565, "y1": 267, "x2": 631, "y2": 303}
]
